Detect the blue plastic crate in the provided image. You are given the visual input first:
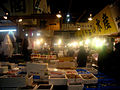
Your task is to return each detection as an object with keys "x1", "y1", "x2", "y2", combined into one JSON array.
[
  {"x1": 18, "y1": 71, "x2": 27, "y2": 74},
  {"x1": 85, "y1": 88, "x2": 101, "y2": 90},
  {"x1": 33, "y1": 75, "x2": 40, "y2": 79},
  {"x1": 76, "y1": 69, "x2": 91, "y2": 74},
  {"x1": 101, "y1": 86, "x2": 120, "y2": 90},
  {"x1": 98, "y1": 78, "x2": 117, "y2": 84}
]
